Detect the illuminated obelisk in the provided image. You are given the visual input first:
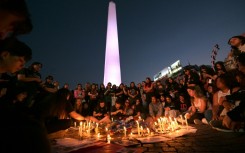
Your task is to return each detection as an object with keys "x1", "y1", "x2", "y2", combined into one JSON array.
[{"x1": 103, "y1": 1, "x2": 121, "y2": 86}]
